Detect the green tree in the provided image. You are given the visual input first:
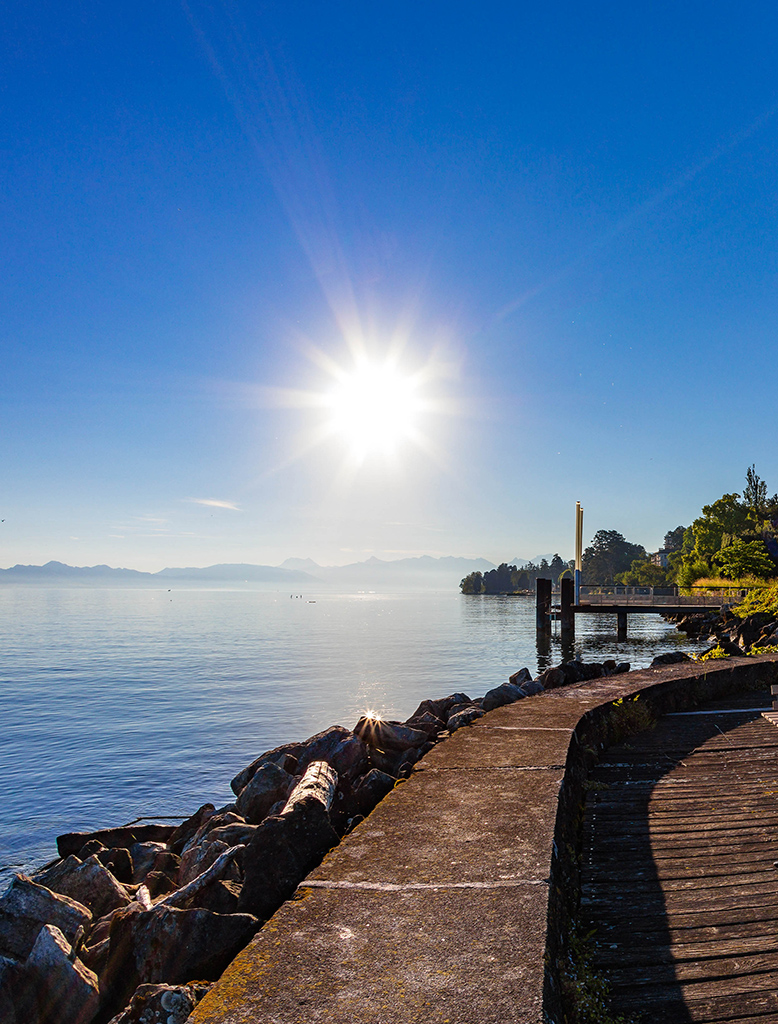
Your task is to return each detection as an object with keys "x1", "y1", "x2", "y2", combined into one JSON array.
[
  {"x1": 663, "y1": 526, "x2": 686, "y2": 552},
  {"x1": 744, "y1": 465, "x2": 768, "y2": 517},
  {"x1": 691, "y1": 493, "x2": 749, "y2": 563},
  {"x1": 549, "y1": 553, "x2": 567, "y2": 582},
  {"x1": 615, "y1": 558, "x2": 670, "y2": 587},
  {"x1": 582, "y1": 530, "x2": 646, "y2": 585},
  {"x1": 713, "y1": 540, "x2": 776, "y2": 581},
  {"x1": 460, "y1": 571, "x2": 484, "y2": 594}
]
